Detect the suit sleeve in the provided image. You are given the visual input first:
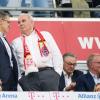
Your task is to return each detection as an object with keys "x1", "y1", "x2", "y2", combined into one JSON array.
[{"x1": 74, "y1": 76, "x2": 87, "y2": 91}]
